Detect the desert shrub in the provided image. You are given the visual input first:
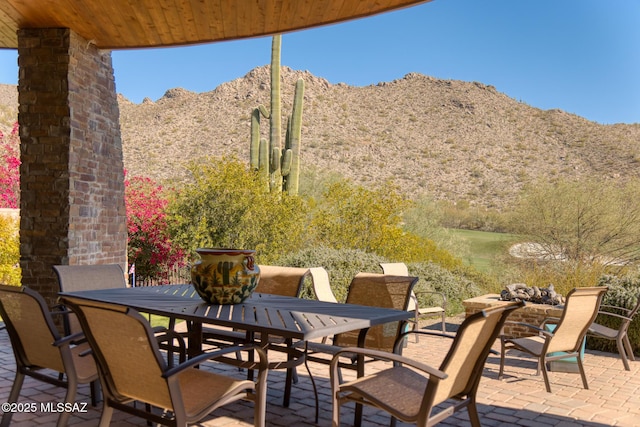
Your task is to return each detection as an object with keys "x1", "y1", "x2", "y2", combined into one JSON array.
[
  {"x1": 167, "y1": 157, "x2": 309, "y2": 264},
  {"x1": 275, "y1": 246, "x2": 386, "y2": 302},
  {"x1": 0, "y1": 213, "x2": 20, "y2": 285},
  {"x1": 274, "y1": 246, "x2": 486, "y2": 315},
  {"x1": 587, "y1": 273, "x2": 640, "y2": 356}
]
